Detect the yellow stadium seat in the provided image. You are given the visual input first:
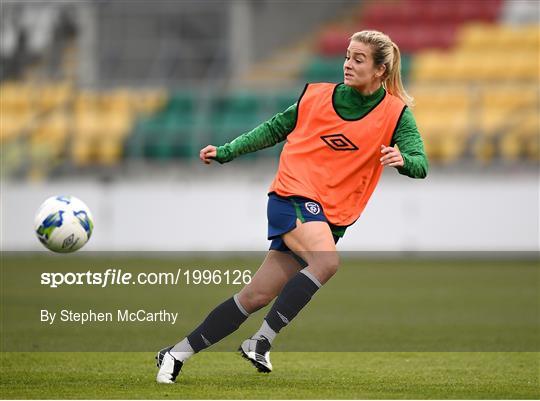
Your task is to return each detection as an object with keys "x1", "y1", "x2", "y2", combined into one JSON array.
[
  {"x1": 472, "y1": 136, "x2": 497, "y2": 163},
  {"x1": 499, "y1": 114, "x2": 538, "y2": 162},
  {"x1": 498, "y1": 112, "x2": 536, "y2": 161},
  {"x1": 74, "y1": 91, "x2": 101, "y2": 114},
  {"x1": 500, "y1": 131, "x2": 523, "y2": 161},
  {"x1": 0, "y1": 110, "x2": 34, "y2": 142},
  {"x1": 497, "y1": 24, "x2": 540, "y2": 51},
  {"x1": 0, "y1": 82, "x2": 33, "y2": 112},
  {"x1": 412, "y1": 22, "x2": 539, "y2": 164},
  {"x1": 481, "y1": 85, "x2": 536, "y2": 109},
  {"x1": 480, "y1": 52, "x2": 512, "y2": 81},
  {"x1": 36, "y1": 83, "x2": 72, "y2": 111},
  {"x1": 411, "y1": 51, "x2": 454, "y2": 81},
  {"x1": 478, "y1": 109, "x2": 517, "y2": 136},
  {"x1": 522, "y1": 25, "x2": 540, "y2": 50},
  {"x1": 0, "y1": 114, "x2": 23, "y2": 142},
  {"x1": 456, "y1": 23, "x2": 495, "y2": 50},
  {"x1": 511, "y1": 52, "x2": 540, "y2": 80},
  {"x1": 74, "y1": 111, "x2": 102, "y2": 139},
  {"x1": 71, "y1": 137, "x2": 95, "y2": 166},
  {"x1": 415, "y1": 110, "x2": 470, "y2": 163},
  {"x1": 29, "y1": 112, "x2": 70, "y2": 162},
  {"x1": 101, "y1": 112, "x2": 132, "y2": 138},
  {"x1": 525, "y1": 136, "x2": 539, "y2": 161},
  {"x1": 101, "y1": 90, "x2": 132, "y2": 118},
  {"x1": 411, "y1": 85, "x2": 471, "y2": 111},
  {"x1": 479, "y1": 85, "x2": 538, "y2": 137},
  {"x1": 32, "y1": 111, "x2": 70, "y2": 143},
  {"x1": 97, "y1": 138, "x2": 123, "y2": 165},
  {"x1": 133, "y1": 89, "x2": 167, "y2": 114},
  {"x1": 449, "y1": 51, "x2": 476, "y2": 80}
]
